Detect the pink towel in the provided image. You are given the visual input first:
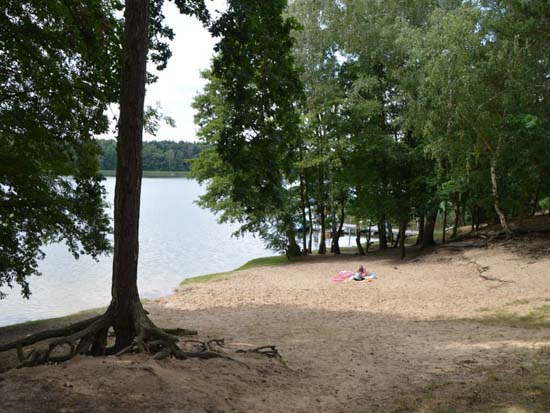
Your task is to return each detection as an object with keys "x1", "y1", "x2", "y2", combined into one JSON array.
[{"x1": 332, "y1": 271, "x2": 354, "y2": 282}]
